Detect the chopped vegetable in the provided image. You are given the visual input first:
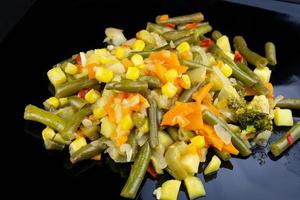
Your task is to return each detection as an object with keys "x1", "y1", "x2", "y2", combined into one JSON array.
[
  {"x1": 184, "y1": 176, "x2": 206, "y2": 199},
  {"x1": 204, "y1": 155, "x2": 221, "y2": 175},
  {"x1": 274, "y1": 107, "x2": 294, "y2": 126},
  {"x1": 159, "y1": 179, "x2": 181, "y2": 200}
]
